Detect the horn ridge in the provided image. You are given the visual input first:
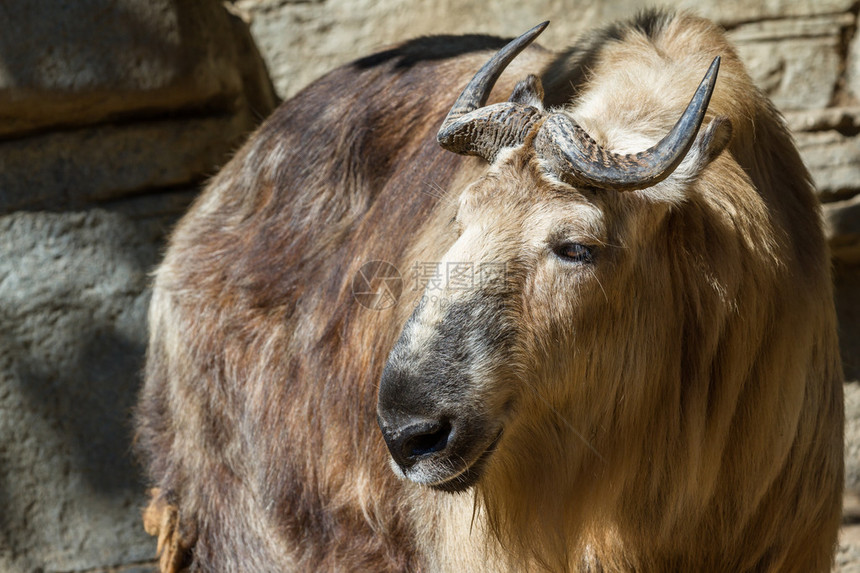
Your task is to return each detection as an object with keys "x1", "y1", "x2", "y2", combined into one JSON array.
[
  {"x1": 535, "y1": 56, "x2": 722, "y2": 191},
  {"x1": 438, "y1": 22, "x2": 549, "y2": 162},
  {"x1": 438, "y1": 103, "x2": 544, "y2": 162}
]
